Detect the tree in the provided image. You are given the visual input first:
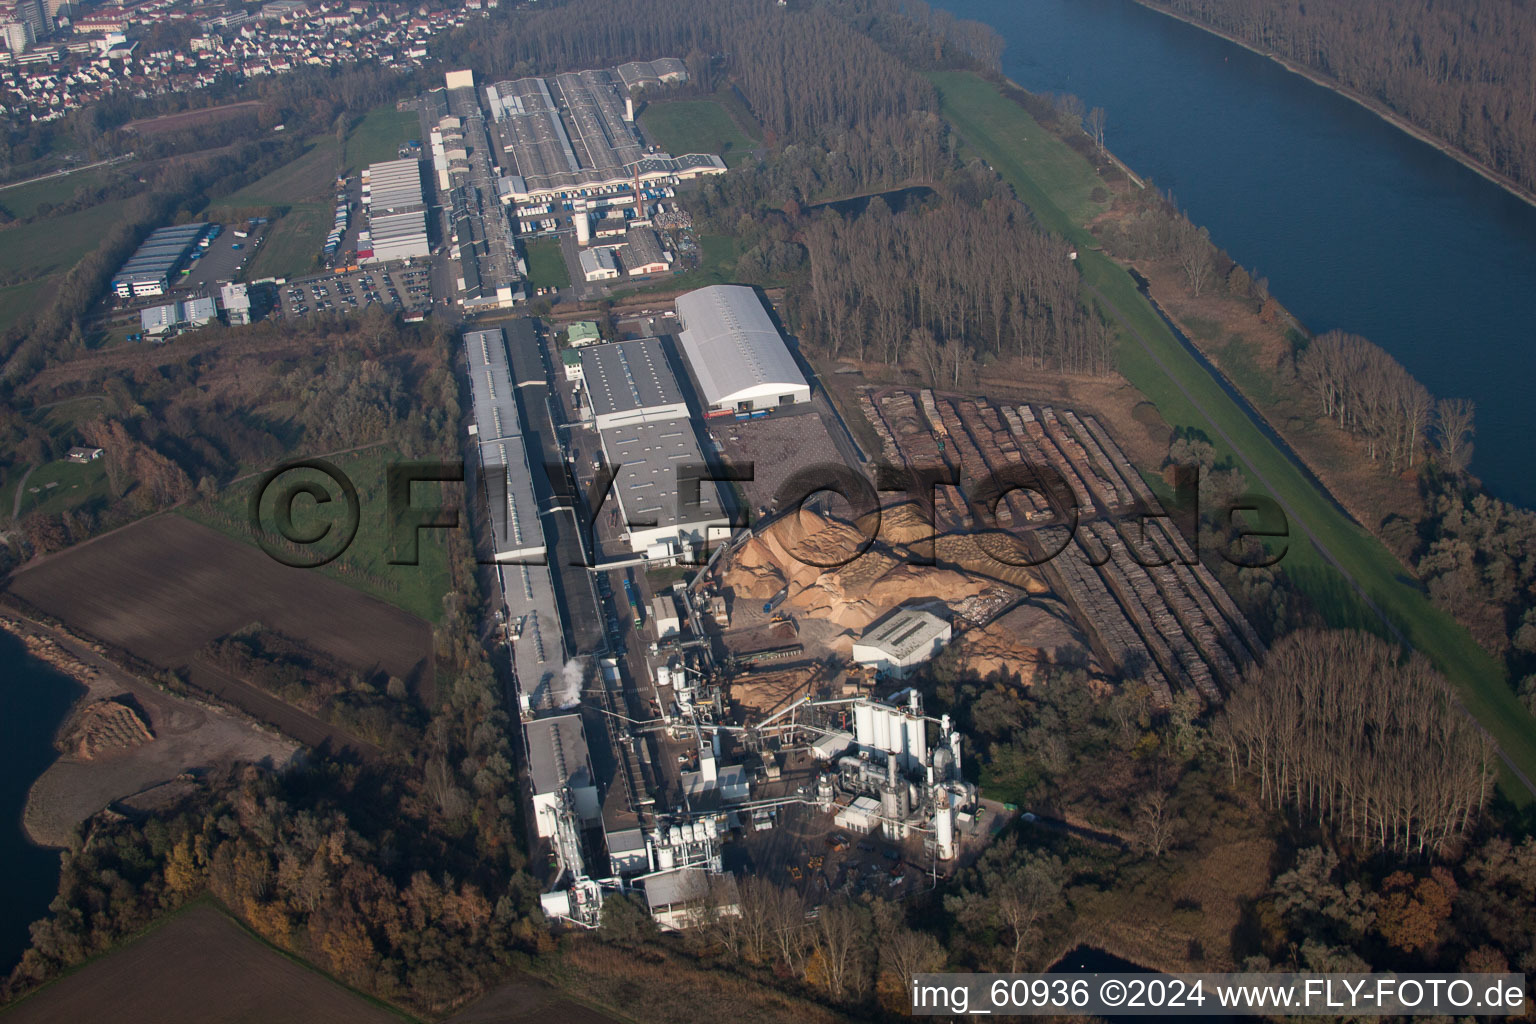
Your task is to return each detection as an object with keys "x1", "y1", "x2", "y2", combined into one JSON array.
[
  {"x1": 1433, "y1": 398, "x2": 1476, "y2": 473},
  {"x1": 1087, "y1": 106, "x2": 1107, "y2": 154},
  {"x1": 946, "y1": 838, "x2": 1066, "y2": 971},
  {"x1": 1172, "y1": 220, "x2": 1216, "y2": 296},
  {"x1": 804, "y1": 900, "x2": 870, "y2": 1002}
]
